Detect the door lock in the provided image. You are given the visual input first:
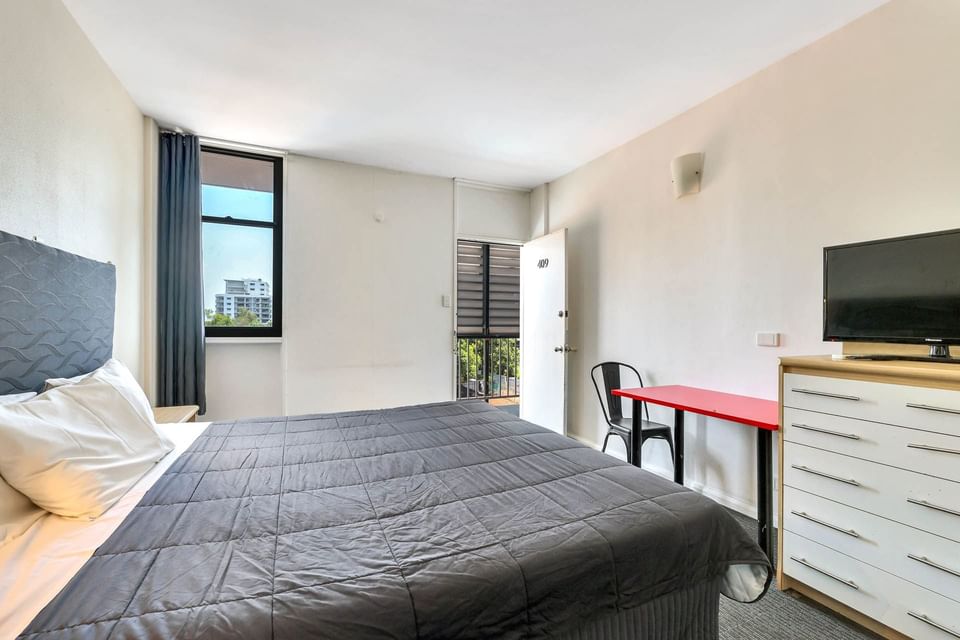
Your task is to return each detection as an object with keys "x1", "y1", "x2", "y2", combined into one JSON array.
[{"x1": 554, "y1": 345, "x2": 578, "y2": 353}]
